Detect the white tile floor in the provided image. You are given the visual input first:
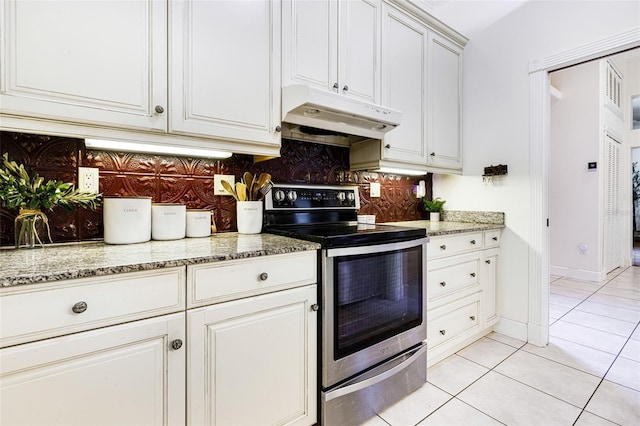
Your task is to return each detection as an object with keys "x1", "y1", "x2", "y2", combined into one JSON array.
[{"x1": 364, "y1": 266, "x2": 640, "y2": 425}]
